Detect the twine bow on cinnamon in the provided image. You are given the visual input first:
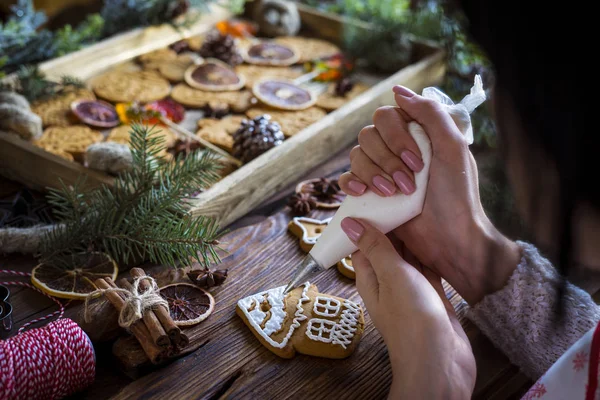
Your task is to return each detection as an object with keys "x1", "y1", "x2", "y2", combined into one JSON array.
[{"x1": 84, "y1": 276, "x2": 167, "y2": 330}]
